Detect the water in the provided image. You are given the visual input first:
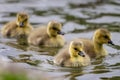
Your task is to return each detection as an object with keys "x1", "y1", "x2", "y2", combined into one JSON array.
[{"x1": 0, "y1": 0, "x2": 120, "y2": 80}]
